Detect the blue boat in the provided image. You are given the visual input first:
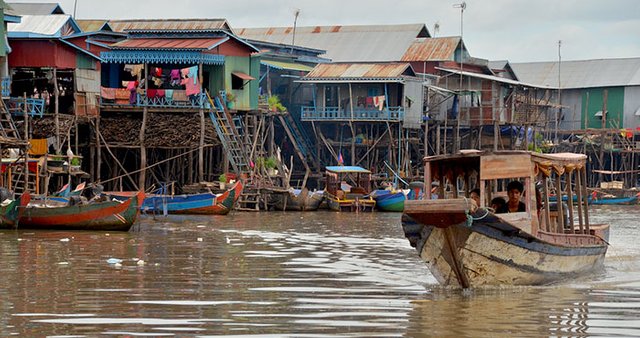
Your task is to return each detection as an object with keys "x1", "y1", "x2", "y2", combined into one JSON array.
[
  {"x1": 371, "y1": 190, "x2": 406, "y2": 212},
  {"x1": 591, "y1": 194, "x2": 639, "y2": 205}
]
